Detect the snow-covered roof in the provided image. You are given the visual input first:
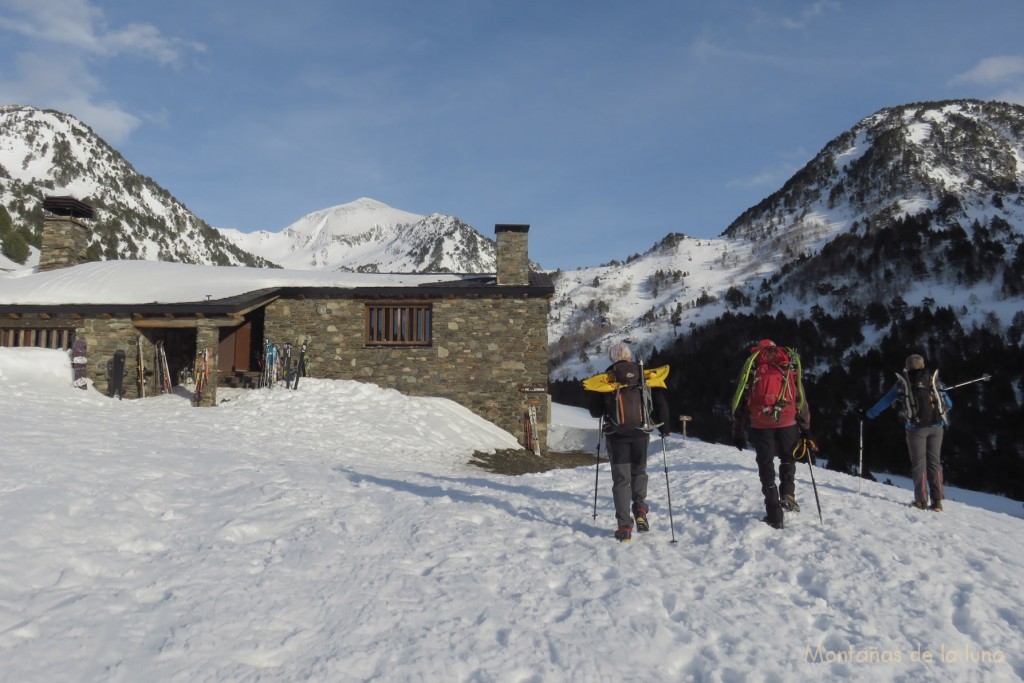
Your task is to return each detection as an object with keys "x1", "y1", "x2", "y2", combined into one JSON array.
[{"x1": 0, "y1": 260, "x2": 487, "y2": 307}]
